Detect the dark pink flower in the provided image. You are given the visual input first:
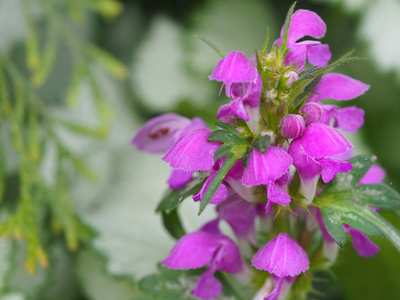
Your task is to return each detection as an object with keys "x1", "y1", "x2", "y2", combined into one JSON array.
[
  {"x1": 210, "y1": 51, "x2": 262, "y2": 132},
  {"x1": 162, "y1": 129, "x2": 220, "y2": 171},
  {"x1": 288, "y1": 123, "x2": 353, "y2": 202},
  {"x1": 216, "y1": 195, "x2": 257, "y2": 244},
  {"x1": 252, "y1": 233, "x2": 309, "y2": 300},
  {"x1": 242, "y1": 147, "x2": 292, "y2": 211},
  {"x1": 132, "y1": 113, "x2": 206, "y2": 154},
  {"x1": 162, "y1": 220, "x2": 242, "y2": 300},
  {"x1": 307, "y1": 73, "x2": 369, "y2": 132},
  {"x1": 275, "y1": 10, "x2": 331, "y2": 71}
]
